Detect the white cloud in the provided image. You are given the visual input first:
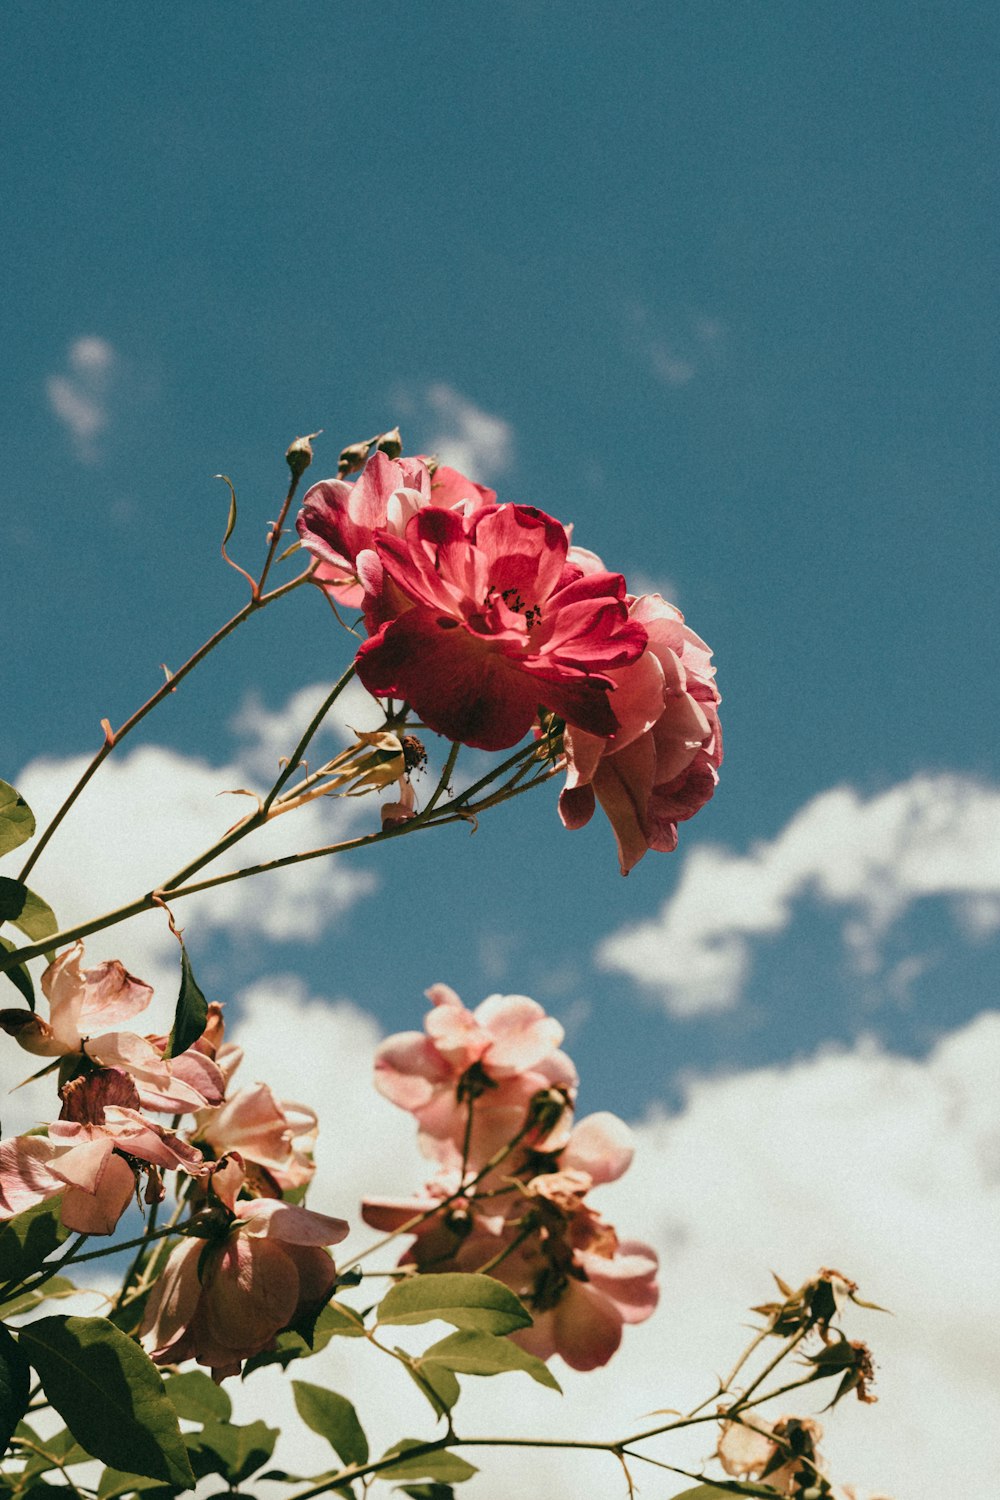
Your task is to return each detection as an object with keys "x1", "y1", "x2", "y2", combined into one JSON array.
[
  {"x1": 625, "y1": 304, "x2": 726, "y2": 390},
  {"x1": 46, "y1": 335, "x2": 118, "y2": 462},
  {"x1": 420, "y1": 382, "x2": 514, "y2": 481},
  {"x1": 599, "y1": 774, "x2": 1000, "y2": 1016},
  {"x1": 214, "y1": 1003, "x2": 1000, "y2": 1499}
]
